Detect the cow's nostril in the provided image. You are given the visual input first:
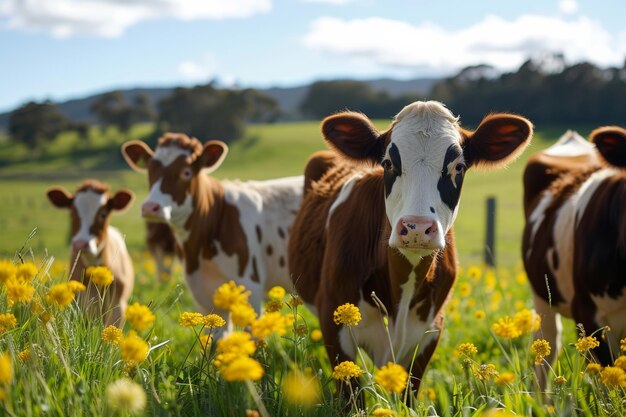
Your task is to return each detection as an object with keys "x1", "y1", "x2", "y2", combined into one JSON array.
[
  {"x1": 425, "y1": 224, "x2": 437, "y2": 236},
  {"x1": 400, "y1": 226, "x2": 408, "y2": 236}
]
